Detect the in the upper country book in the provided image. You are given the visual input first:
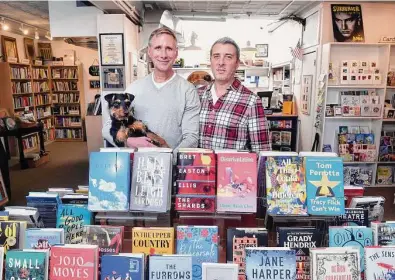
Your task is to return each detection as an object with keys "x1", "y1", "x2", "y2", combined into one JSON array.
[
  {"x1": 310, "y1": 247, "x2": 361, "y2": 280},
  {"x1": 56, "y1": 204, "x2": 92, "y2": 244},
  {"x1": 6, "y1": 249, "x2": 49, "y2": 280},
  {"x1": 132, "y1": 227, "x2": 174, "y2": 255},
  {"x1": 335, "y1": 208, "x2": 369, "y2": 227},
  {"x1": 176, "y1": 226, "x2": 218, "y2": 280},
  {"x1": 149, "y1": 255, "x2": 192, "y2": 280},
  {"x1": 101, "y1": 253, "x2": 144, "y2": 280},
  {"x1": 24, "y1": 228, "x2": 64, "y2": 249},
  {"x1": 130, "y1": 152, "x2": 172, "y2": 212},
  {"x1": 331, "y1": 4, "x2": 364, "y2": 43},
  {"x1": 245, "y1": 247, "x2": 296, "y2": 280},
  {"x1": 82, "y1": 225, "x2": 123, "y2": 255},
  {"x1": 328, "y1": 226, "x2": 372, "y2": 273},
  {"x1": 365, "y1": 246, "x2": 395, "y2": 280},
  {"x1": 265, "y1": 156, "x2": 307, "y2": 215},
  {"x1": 277, "y1": 227, "x2": 323, "y2": 280},
  {"x1": 305, "y1": 157, "x2": 345, "y2": 215},
  {"x1": 88, "y1": 152, "x2": 131, "y2": 211},
  {"x1": 216, "y1": 152, "x2": 257, "y2": 213}
]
